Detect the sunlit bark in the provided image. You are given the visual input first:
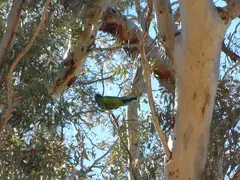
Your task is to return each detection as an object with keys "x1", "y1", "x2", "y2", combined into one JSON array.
[
  {"x1": 164, "y1": 0, "x2": 230, "y2": 179},
  {"x1": 48, "y1": 0, "x2": 111, "y2": 98}
]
